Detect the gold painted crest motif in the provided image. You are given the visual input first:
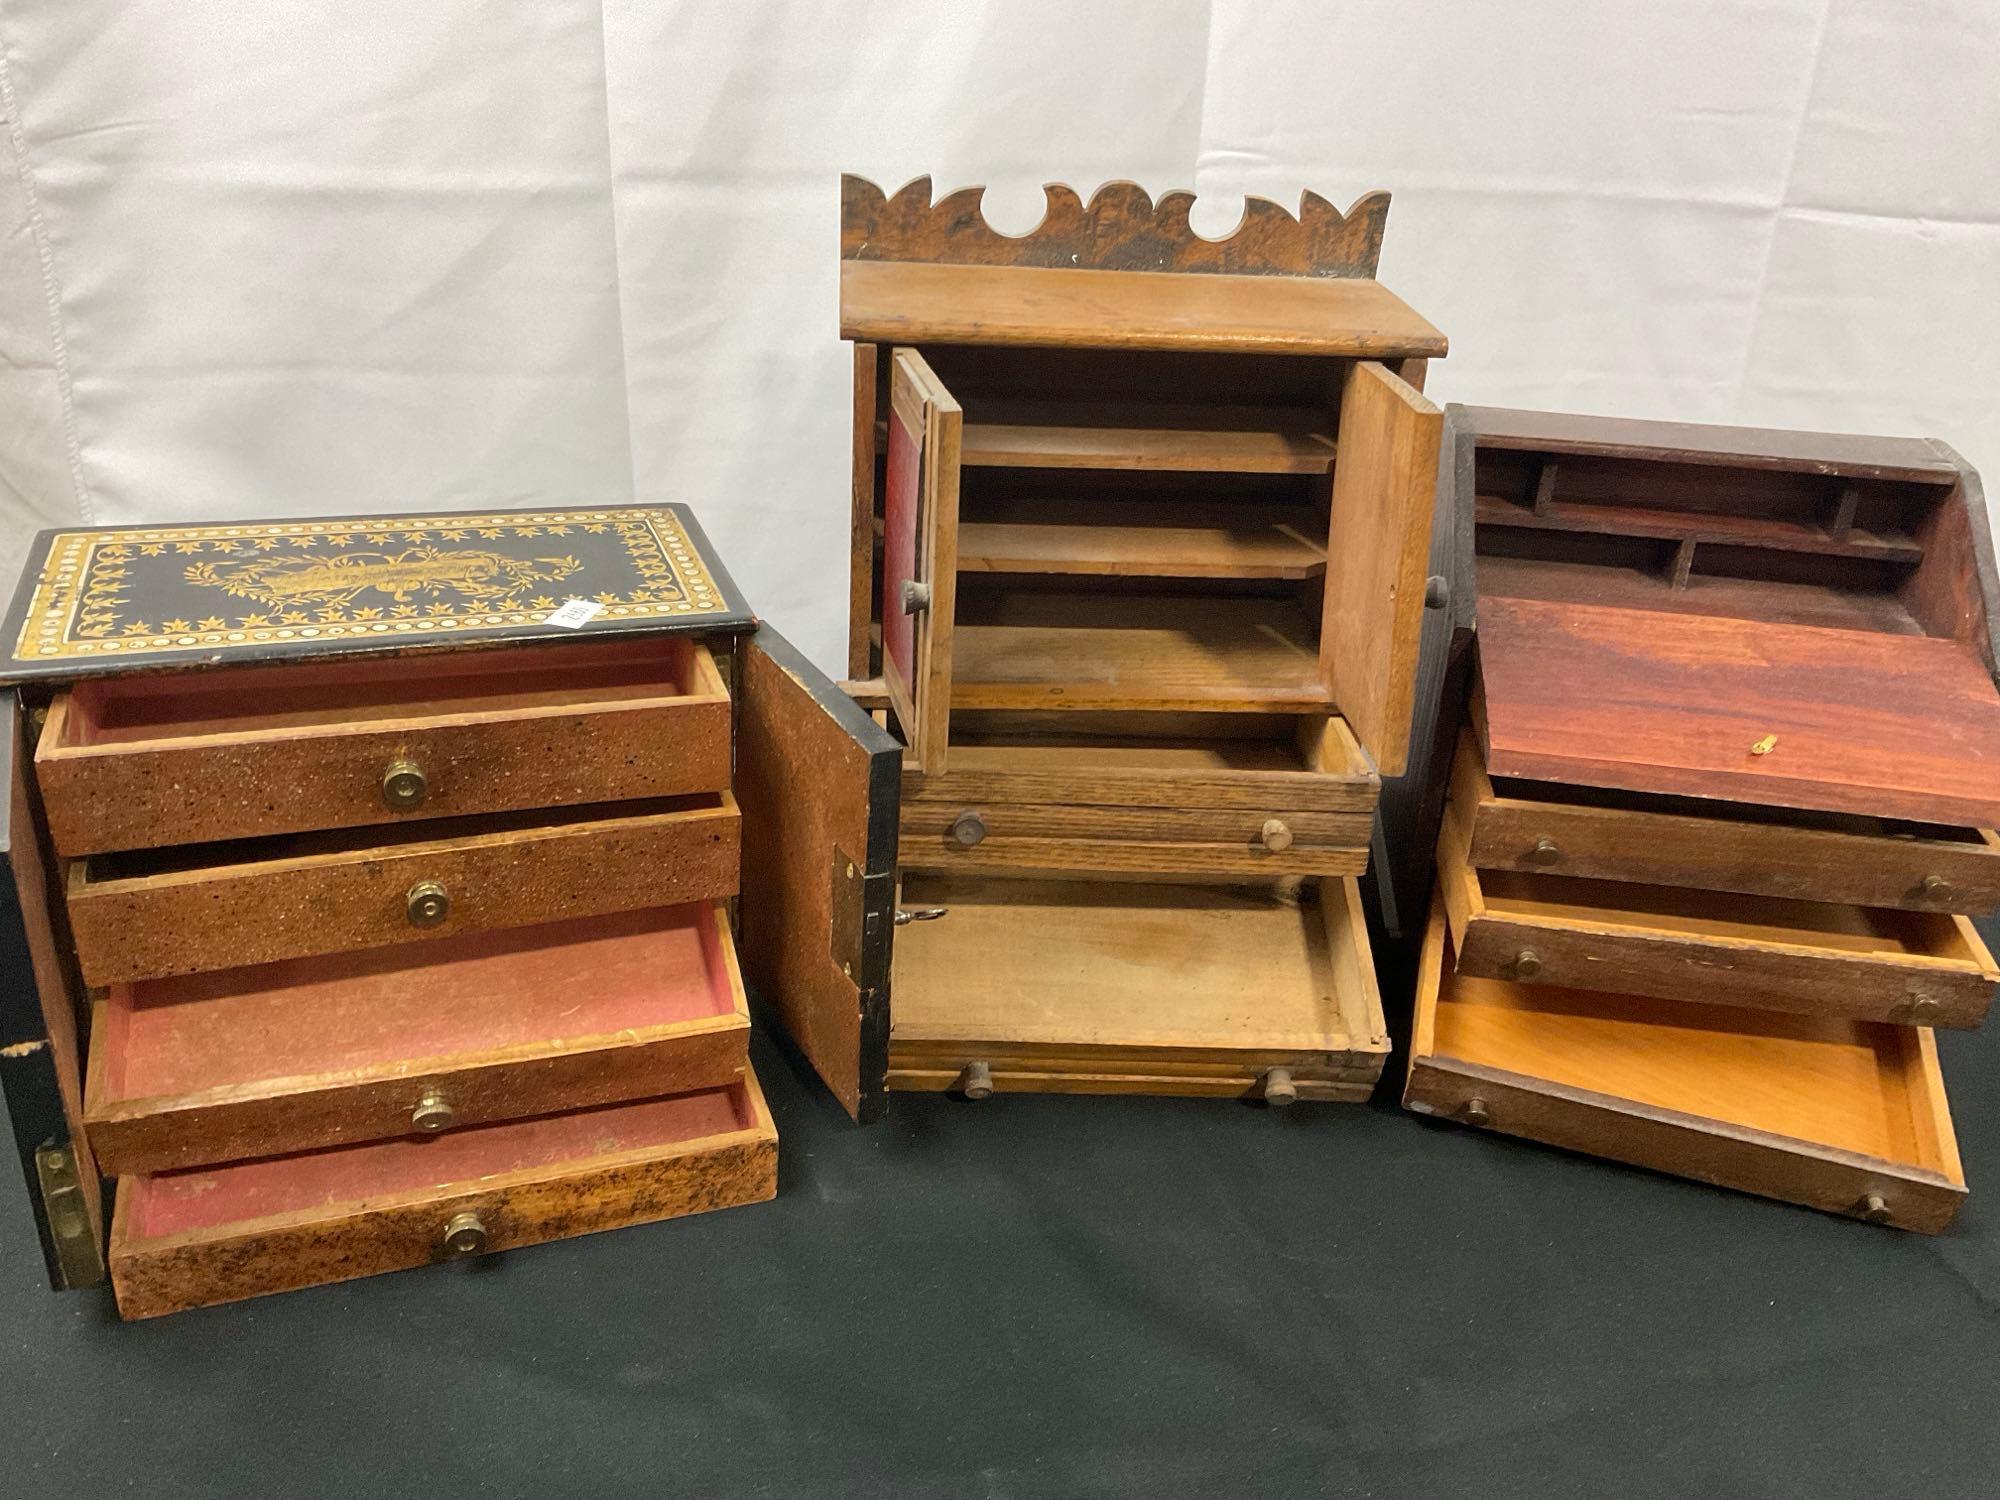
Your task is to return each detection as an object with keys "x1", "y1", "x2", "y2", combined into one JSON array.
[
  {"x1": 183, "y1": 546, "x2": 584, "y2": 609},
  {"x1": 4, "y1": 507, "x2": 738, "y2": 671}
]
